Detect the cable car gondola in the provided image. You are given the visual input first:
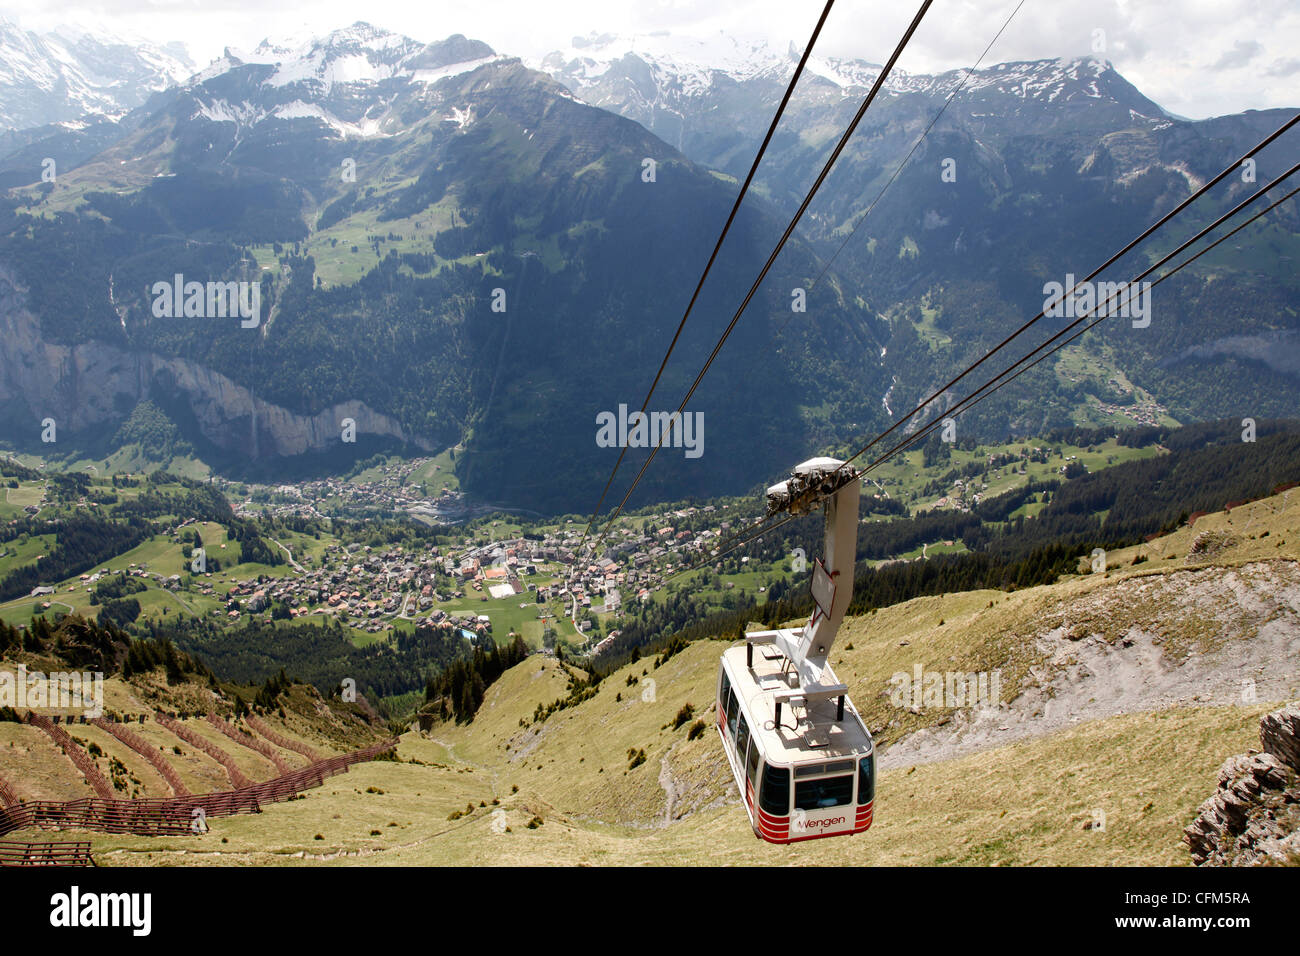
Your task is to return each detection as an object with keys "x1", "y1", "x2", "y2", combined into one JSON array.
[{"x1": 716, "y1": 457, "x2": 875, "y2": 843}]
